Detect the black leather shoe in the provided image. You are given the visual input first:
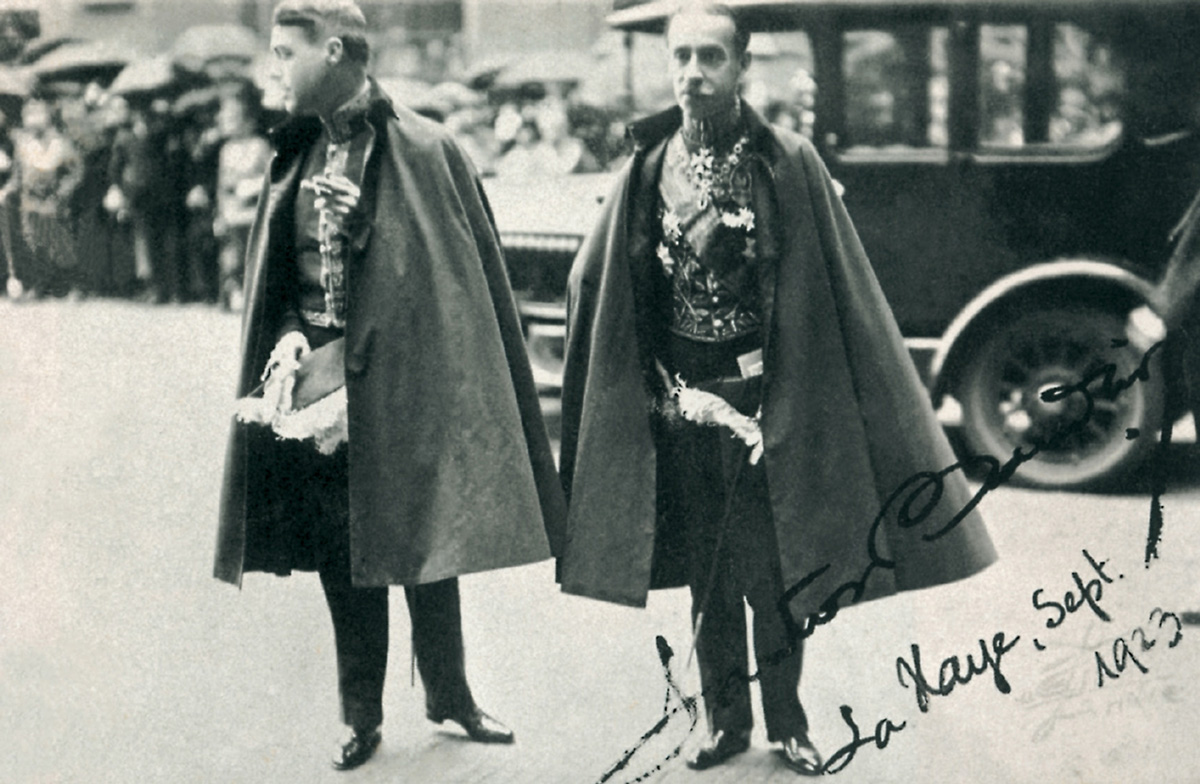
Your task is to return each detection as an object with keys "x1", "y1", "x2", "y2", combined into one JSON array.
[
  {"x1": 687, "y1": 729, "x2": 752, "y2": 770},
  {"x1": 779, "y1": 733, "x2": 823, "y2": 776},
  {"x1": 428, "y1": 706, "x2": 515, "y2": 744},
  {"x1": 331, "y1": 726, "x2": 381, "y2": 771}
]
